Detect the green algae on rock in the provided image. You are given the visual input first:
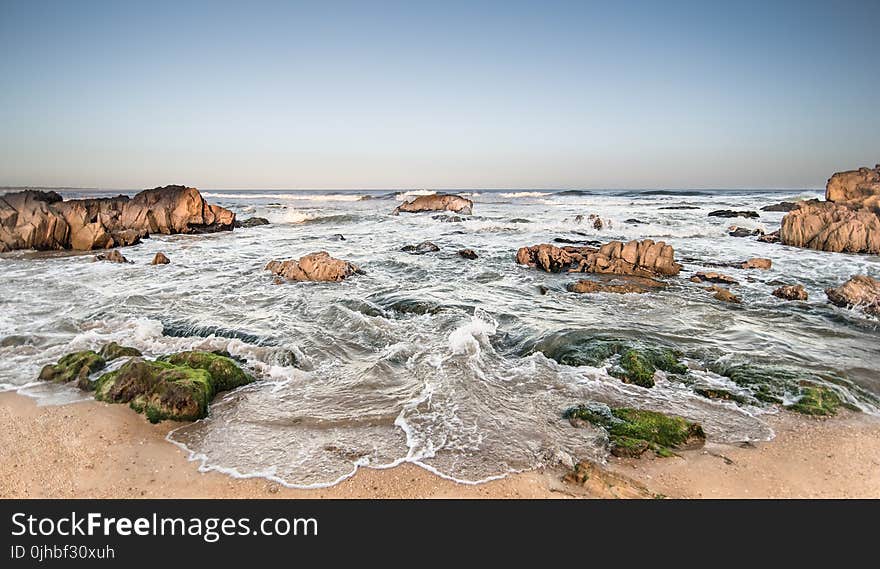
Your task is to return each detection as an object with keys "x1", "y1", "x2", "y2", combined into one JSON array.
[
  {"x1": 786, "y1": 385, "x2": 842, "y2": 416},
  {"x1": 94, "y1": 353, "x2": 254, "y2": 423},
  {"x1": 98, "y1": 341, "x2": 143, "y2": 361},
  {"x1": 532, "y1": 334, "x2": 687, "y2": 388},
  {"x1": 38, "y1": 350, "x2": 106, "y2": 385},
  {"x1": 565, "y1": 403, "x2": 705, "y2": 458},
  {"x1": 161, "y1": 351, "x2": 254, "y2": 393}
]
